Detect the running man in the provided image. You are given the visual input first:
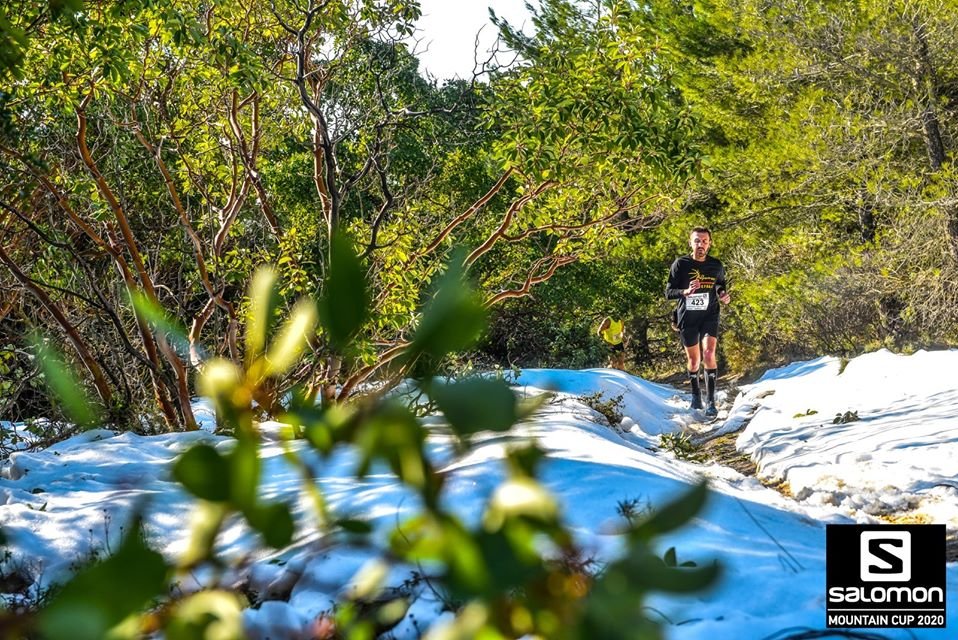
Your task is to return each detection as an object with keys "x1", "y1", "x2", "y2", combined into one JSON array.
[
  {"x1": 597, "y1": 316, "x2": 626, "y2": 370},
  {"x1": 665, "y1": 227, "x2": 731, "y2": 416}
]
